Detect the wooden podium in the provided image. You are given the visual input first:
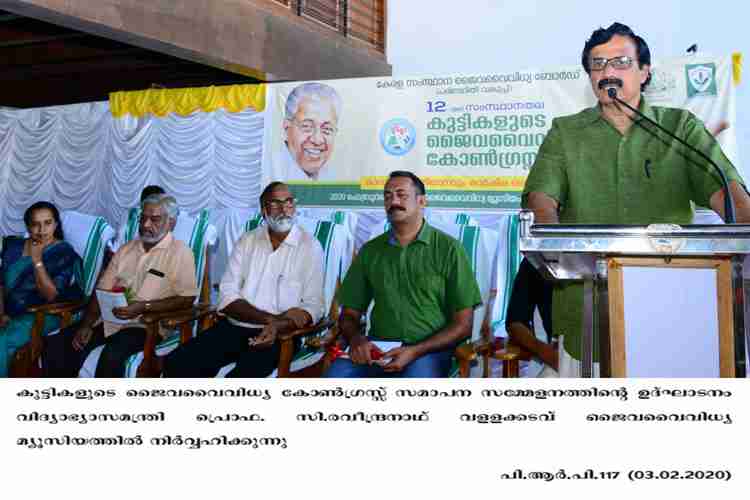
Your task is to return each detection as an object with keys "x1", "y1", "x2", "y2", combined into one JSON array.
[{"x1": 519, "y1": 210, "x2": 749, "y2": 378}]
